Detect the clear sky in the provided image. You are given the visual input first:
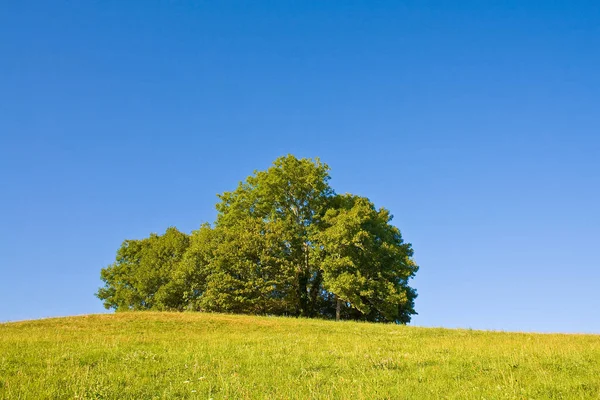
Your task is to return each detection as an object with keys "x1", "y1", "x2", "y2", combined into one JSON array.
[{"x1": 1, "y1": 1, "x2": 598, "y2": 332}]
